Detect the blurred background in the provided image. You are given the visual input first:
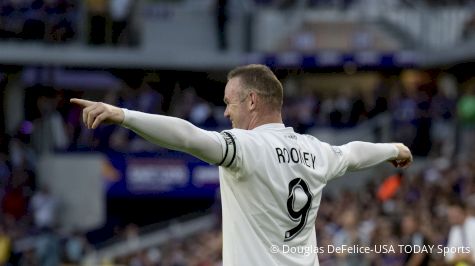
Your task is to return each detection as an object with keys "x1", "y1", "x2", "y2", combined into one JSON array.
[{"x1": 1, "y1": 0, "x2": 475, "y2": 265}]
